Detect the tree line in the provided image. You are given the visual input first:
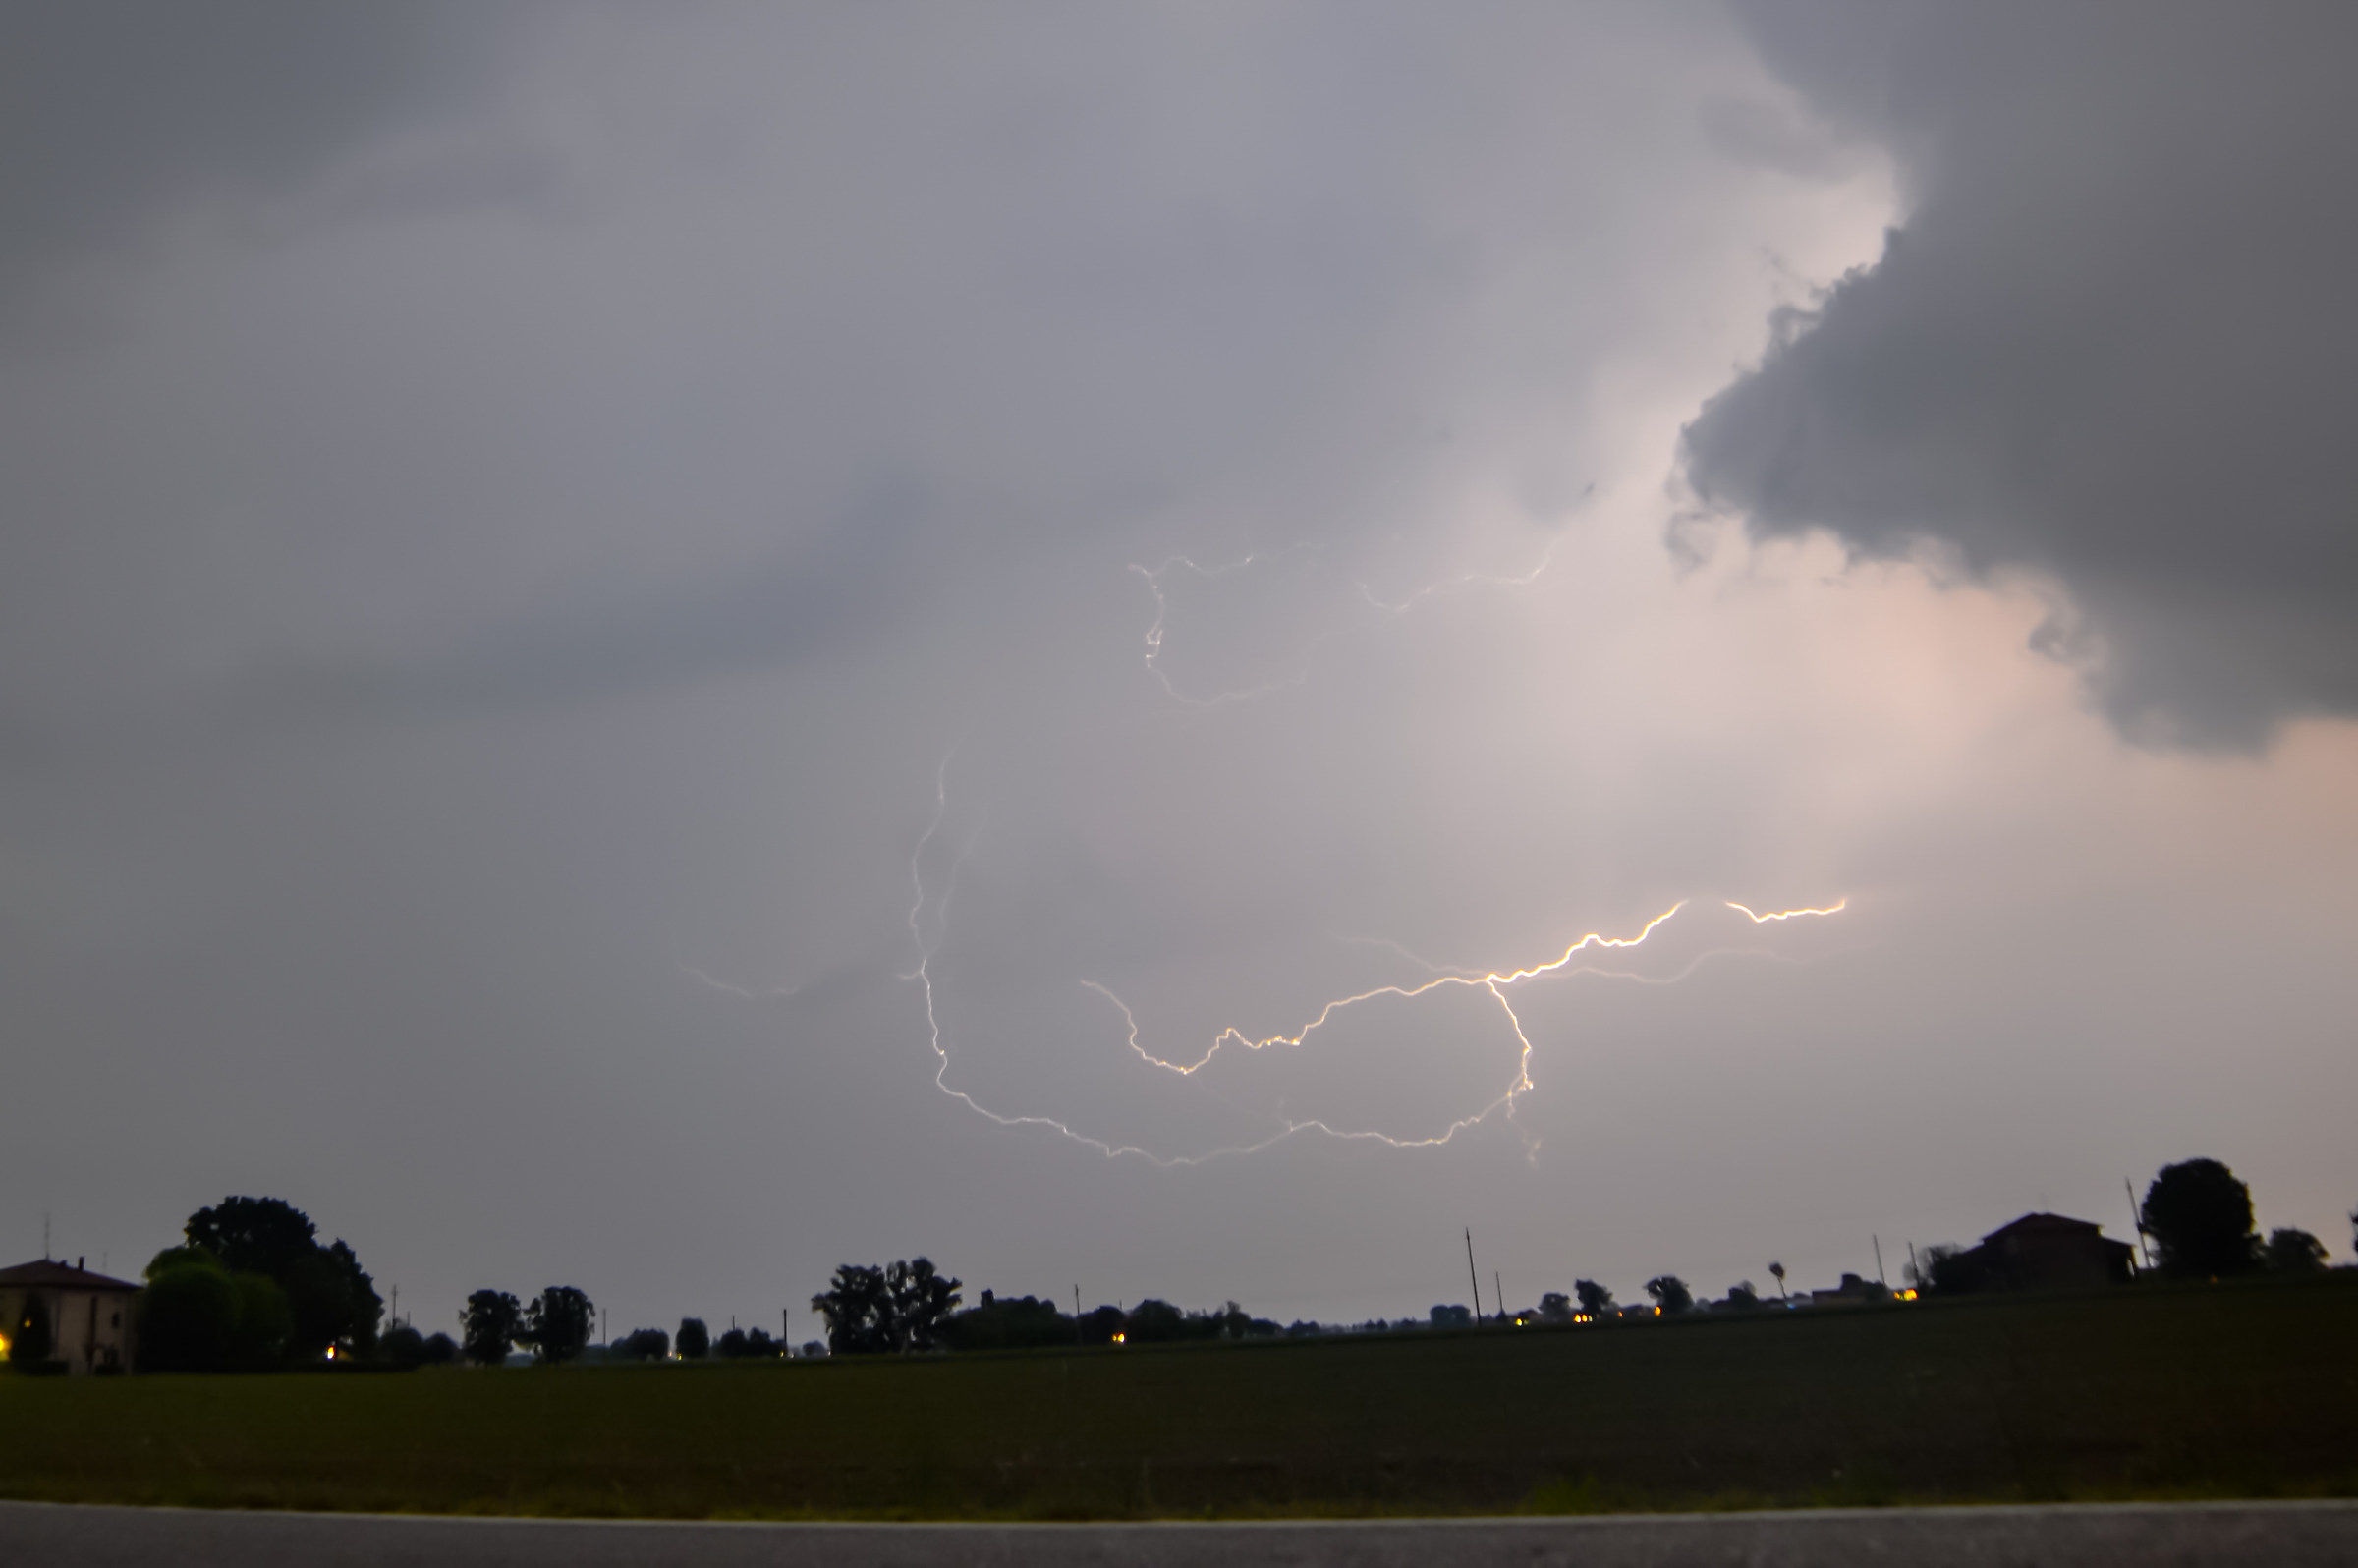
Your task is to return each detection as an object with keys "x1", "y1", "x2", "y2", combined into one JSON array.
[{"x1": 17, "y1": 1155, "x2": 2345, "y2": 1375}]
